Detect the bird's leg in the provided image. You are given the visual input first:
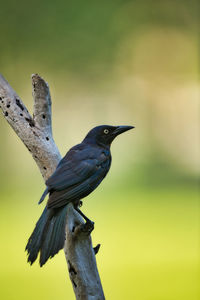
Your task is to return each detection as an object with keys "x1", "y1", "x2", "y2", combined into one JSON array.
[
  {"x1": 73, "y1": 200, "x2": 94, "y2": 234},
  {"x1": 75, "y1": 207, "x2": 93, "y2": 224}
]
